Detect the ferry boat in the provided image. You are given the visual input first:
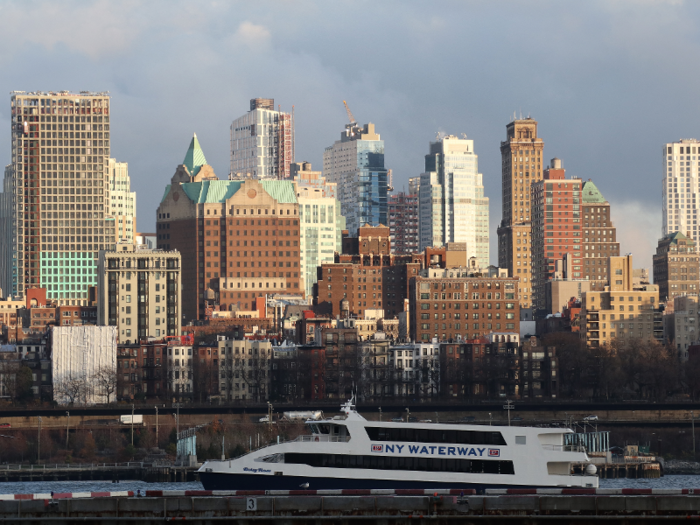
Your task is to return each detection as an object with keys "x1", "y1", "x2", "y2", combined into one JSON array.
[{"x1": 198, "y1": 399, "x2": 599, "y2": 491}]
